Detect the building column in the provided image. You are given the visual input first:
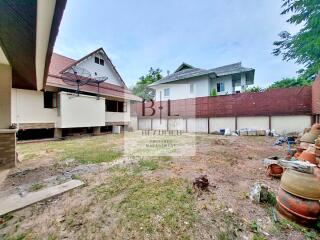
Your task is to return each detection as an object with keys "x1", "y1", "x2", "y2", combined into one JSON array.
[
  {"x1": 0, "y1": 64, "x2": 16, "y2": 169},
  {"x1": 54, "y1": 128, "x2": 62, "y2": 139},
  {"x1": 93, "y1": 127, "x2": 101, "y2": 136}
]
